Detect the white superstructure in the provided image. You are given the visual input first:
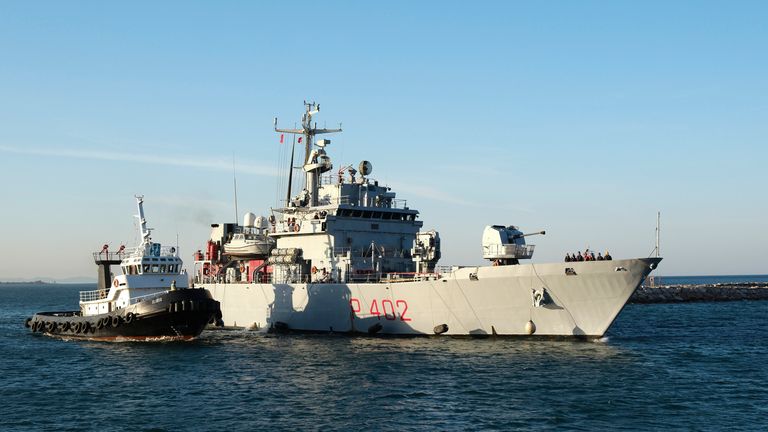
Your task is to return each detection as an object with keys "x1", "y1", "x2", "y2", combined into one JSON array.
[{"x1": 194, "y1": 103, "x2": 661, "y2": 338}]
